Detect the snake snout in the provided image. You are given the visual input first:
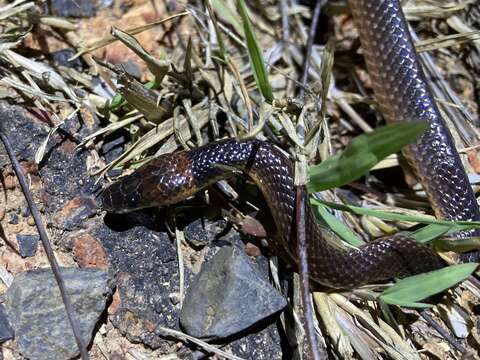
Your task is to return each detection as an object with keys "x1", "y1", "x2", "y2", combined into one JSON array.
[{"x1": 99, "y1": 182, "x2": 143, "y2": 214}]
